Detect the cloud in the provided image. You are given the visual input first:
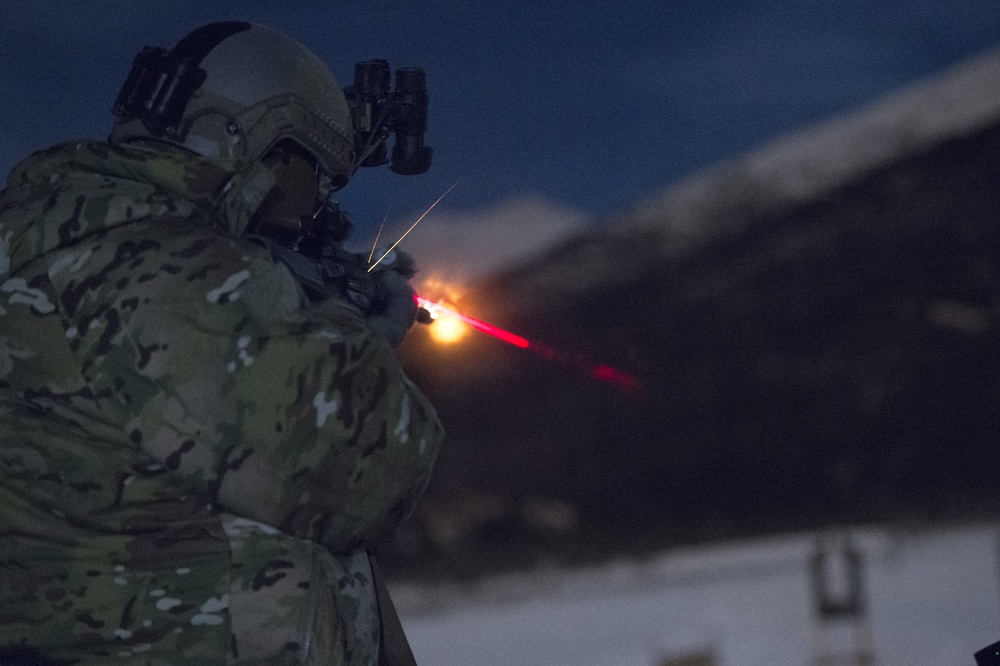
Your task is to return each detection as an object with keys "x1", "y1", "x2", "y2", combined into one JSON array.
[{"x1": 375, "y1": 193, "x2": 591, "y2": 291}]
